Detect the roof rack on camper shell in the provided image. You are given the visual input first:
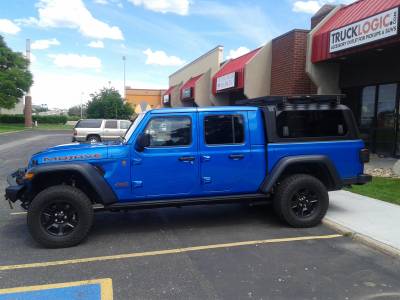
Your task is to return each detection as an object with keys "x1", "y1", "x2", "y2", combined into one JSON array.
[{"x1": 234, "y1": 94, "x2": 345, "y2": 107}]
